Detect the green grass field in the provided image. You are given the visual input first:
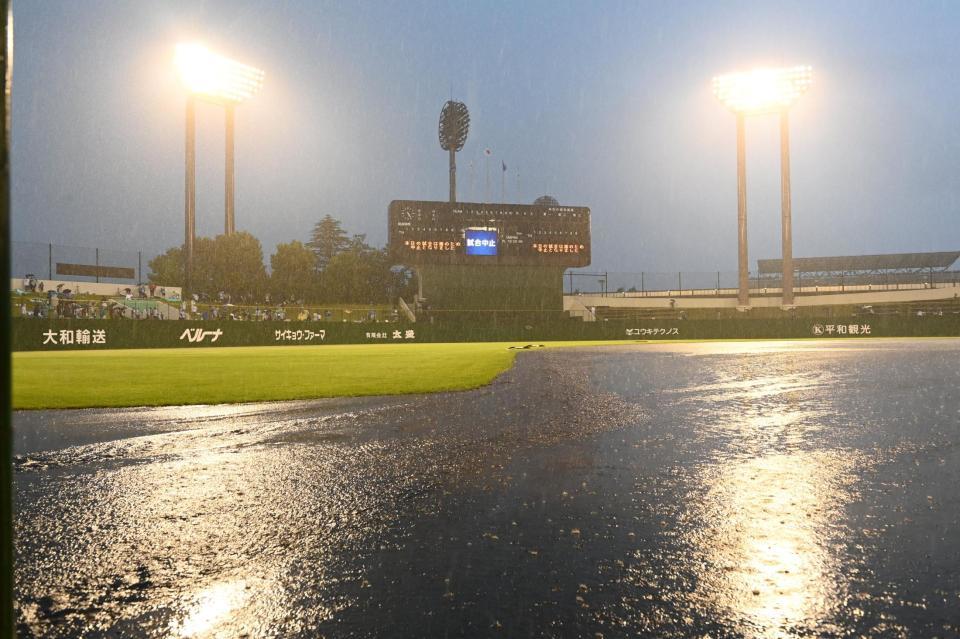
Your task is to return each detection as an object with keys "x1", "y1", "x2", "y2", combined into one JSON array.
[{"x1": 12, "y1": 341, "x2": 634, "y2": 410}]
